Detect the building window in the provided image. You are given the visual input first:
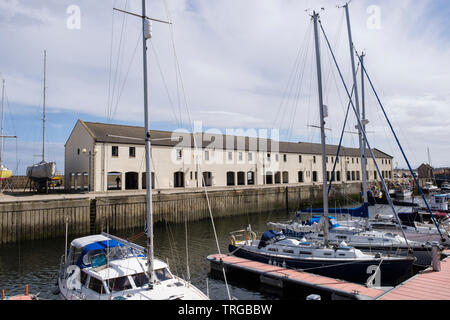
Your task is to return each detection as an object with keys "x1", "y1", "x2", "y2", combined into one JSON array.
[
  {"x1": 129, "y1": 147, "x2": 136, "y2": 158},
  {"x1": 347, "y1": 171, "x2": 351, "y2": 181},
  {"x1": 326, "y1": 157, "x2": 329, "y2": 164},
  {"x1": 336, "y1": 171, "x2": 341, "y2": 182},
  {"x1": 356, "y1": 171, "x2": 360, "y2": 180},
  {"x1": 228, "y1": 152, "x2": 233, "y2": 161},
  {"x1": 299, "y1": 155, "x2": 302, "y2": 163},
  {"x1": 176, "y1": 149, "x2": 182, "y2": 160},
  {"x1": 313, "y1": 156, "x2": 316, "y2": 164},
  {"x1": 275, "y1": 154, "x2": 279, "y2": 162},
  {"x1": 77, "y1": 148, "x2": 80, "y2": 155},
  {"x1": 205, "y1": 150, "x2": 210, "y2": 161},
  {"x1": 238, "y1": 152, "x2": 243, "y2": 161},
  {"x1": 267, "y1": 153, "x2": 271, "y2": 162},
  {"x1": 283, "y1": 154, "x2": 287, "y2": 162},
  {"x1": 352, "y1": 171, "x2": 355, "y2": 181},
  {"x1": 298, "y1": 171, "x2": 304, "y2": 183},
  {"x1": 356, "y1": 158, "x2": 359, "y2": 164},
  {"x1": 352, "y1": 158, "x2": 354, "y2": 164},
  {"x1": 327, "y1": 171, "x2": 330, "y2": 182},
  {"x1": 112, "y1": 146, "x2": 119, "y2": 157},
  {"x1": 312, "y1": 171, "x2": 318, "y2": 182},
  {"x1": 248, "y1": 152, "x2": 253, "y2": 162},
  {"x1": 374, "y1": 171, "x2": 378, "y2": 180}
]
